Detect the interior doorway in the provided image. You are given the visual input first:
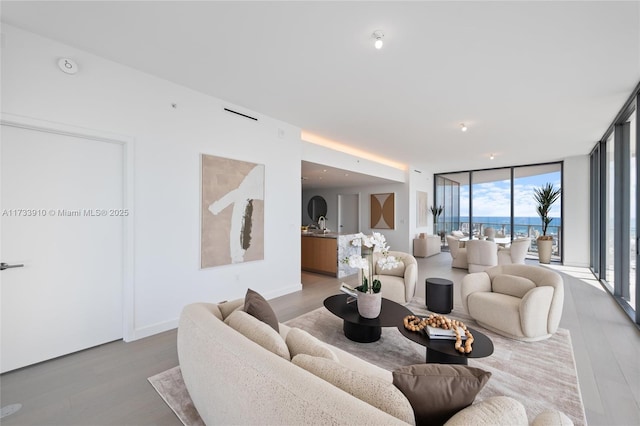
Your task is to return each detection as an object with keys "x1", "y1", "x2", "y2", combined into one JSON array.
[{"x1": 338, "y1": 193, "x2": 359, "y2": 234}]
